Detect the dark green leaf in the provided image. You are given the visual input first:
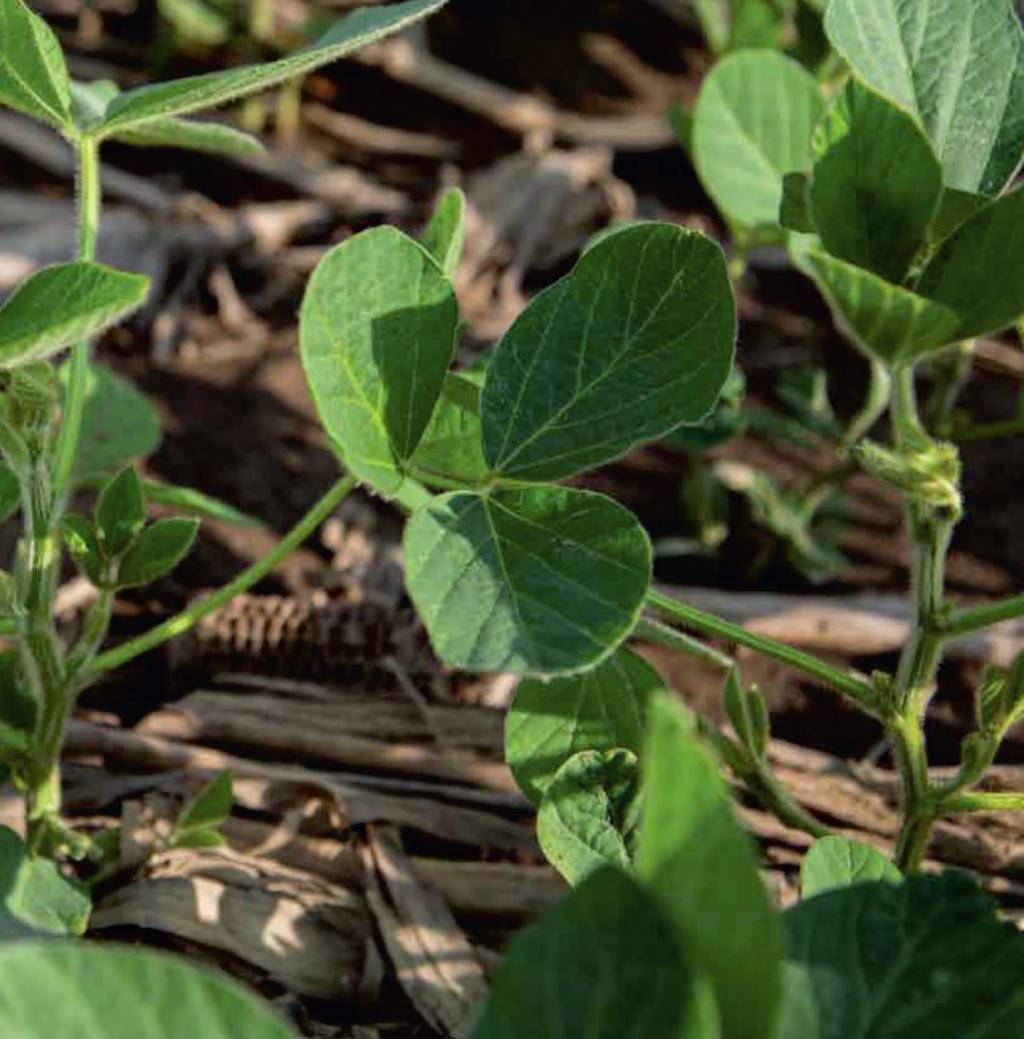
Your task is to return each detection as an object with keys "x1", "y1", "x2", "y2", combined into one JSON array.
[
  {"x1": 506, "y1": 645, "x2": 661, "y2": 805},
  {"x1": 692, "y1": 51, "x2": 823, "y2": 229},
  {"x1": 637, "y1": 695, "x2": 782, "y2": 1039},
  {"x1": 178, "y1": 771, "x2": 232, "y2": 831},
  {"x1": 824, "y1": 0, "x2": 1024, "y2": 195},
  {"x1": 0, "y1": 263, "x2": 148, "y2": 370},
  {"x1": 409, "y1": 373, "x2": 488, "y2": 486},
  {"x1": 537, "y1": 749, "x2": 640, "y2": 886},
  {"x1": 96, "y1": 465, "x2": 145, "y2": 557},
  {"x1": 116, "y1": 517, "x2": 198, "y2": 588},
  {"x1": 780, "y1": 173, "x2": 814, "y2": 233},
  {"x1": 471, "y1": 867, "x2": 692, "y2": 1039},
  {"x1": 0, "y1": 651, "x2": 35, "y2": 757},
  {"x1": 61, "y1": 513, "x2": 104, "y2": 584},
  {"x1": 403, "y1": 486, "x2": 651, "y2": 676},
  {"x1": 481, "y1": 223, "x2": 735, "y2": 481},
  {"x1": 0, "y1": 827, "x2": 90, "y2": 936},
  {"x1": 0, "y1": 0, "x2": 73, "y2": 130},
  {"x1": 0, "y1": 463, "x2": 19, "y2": 524},
  {"x1": 420, "y1": 187, "x2": 466, "y2": 277},
  {"x1": 300, "y1": 227, "x2": 458, "y2": 496},
  {"x1": 141, "y1": 480, "x2": 259, "y2": 527},
  {"x1": 781, "y1": 872, "x2": 1024, "y2": 1037},
  {"x1": 0, "y1": 942, "x2": 298, "y2": 1037},
  {"x1": 810, "y1": 81, "x2": 941, "y2": 282},
  {"x1": 927, "y1": 189, "x2": 991, "y2": 251},
  {"x1": 95, "y1": 0, "x2": 447, "y2": 135},
  {"x1": 800, "y1": 836, "x2": 900, "y2": 899}
]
